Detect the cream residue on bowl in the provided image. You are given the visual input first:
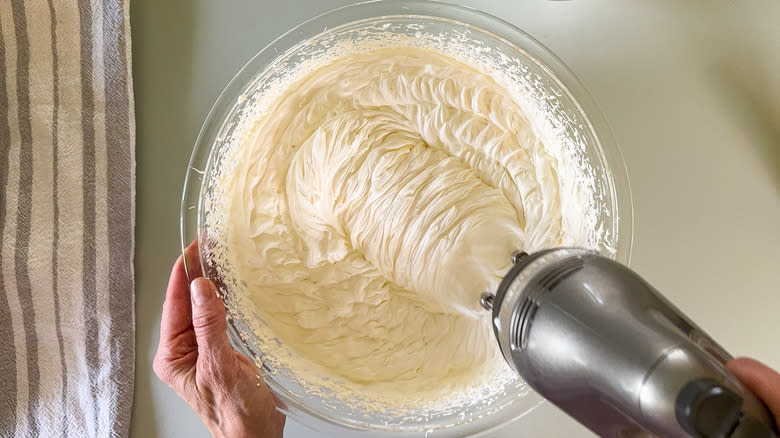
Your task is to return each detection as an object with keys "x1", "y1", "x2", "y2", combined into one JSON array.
[{"x1": 204, "y1": 30, "x2": 607, "y2": 419}]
